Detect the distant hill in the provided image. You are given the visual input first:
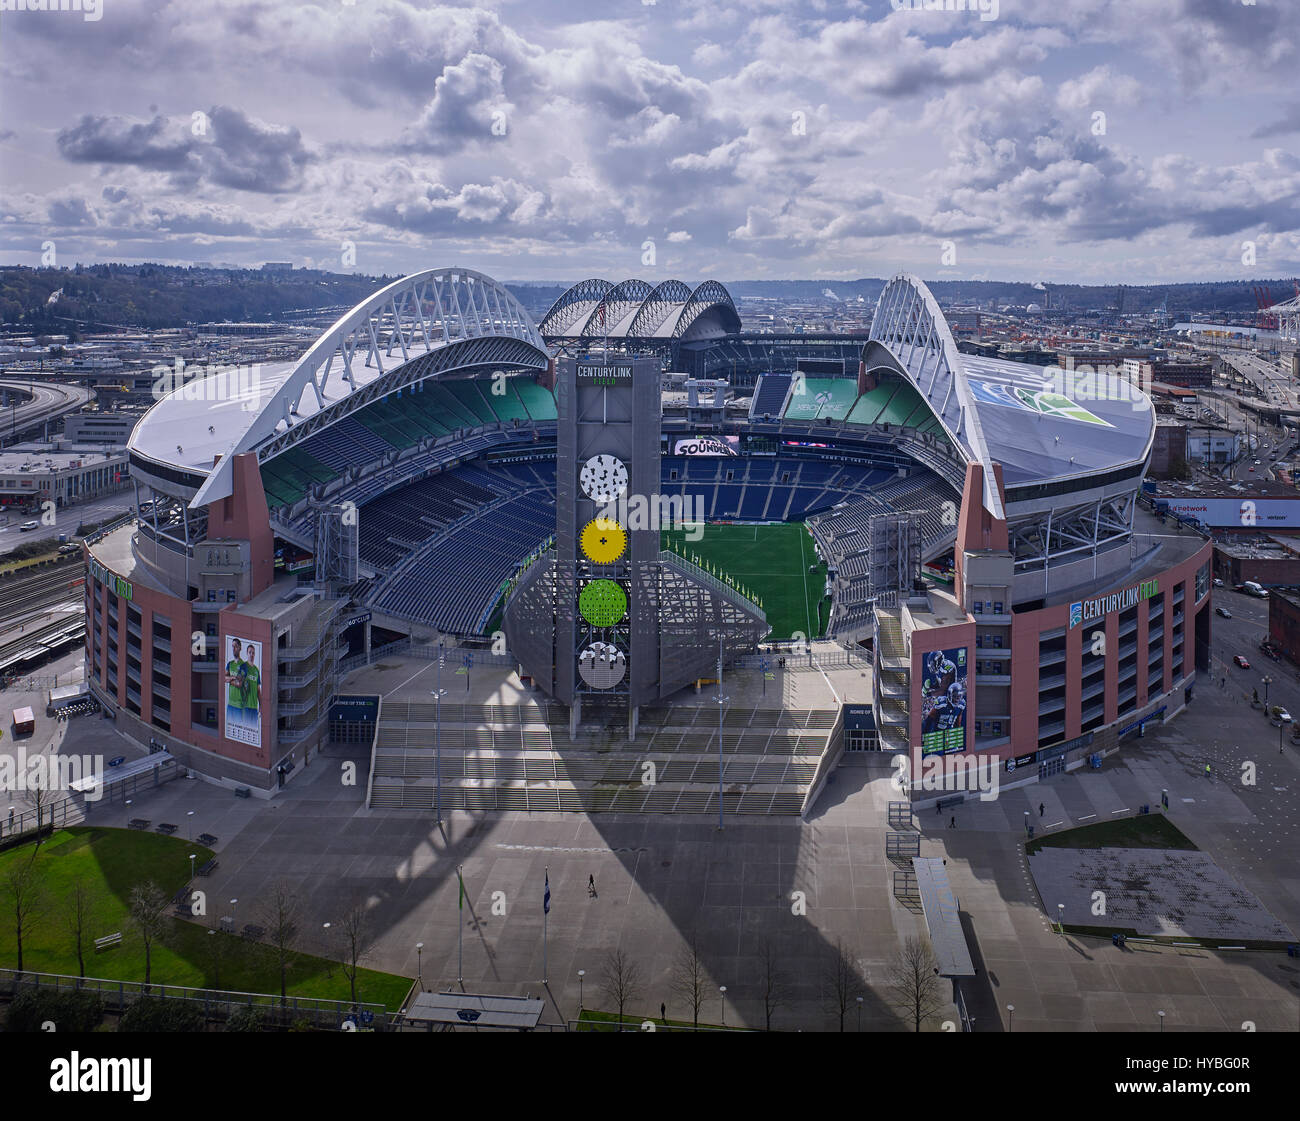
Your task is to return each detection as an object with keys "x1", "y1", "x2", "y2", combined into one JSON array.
[{"x1": 1, "y1": 263, "x2": 1294, "y2": 335}]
